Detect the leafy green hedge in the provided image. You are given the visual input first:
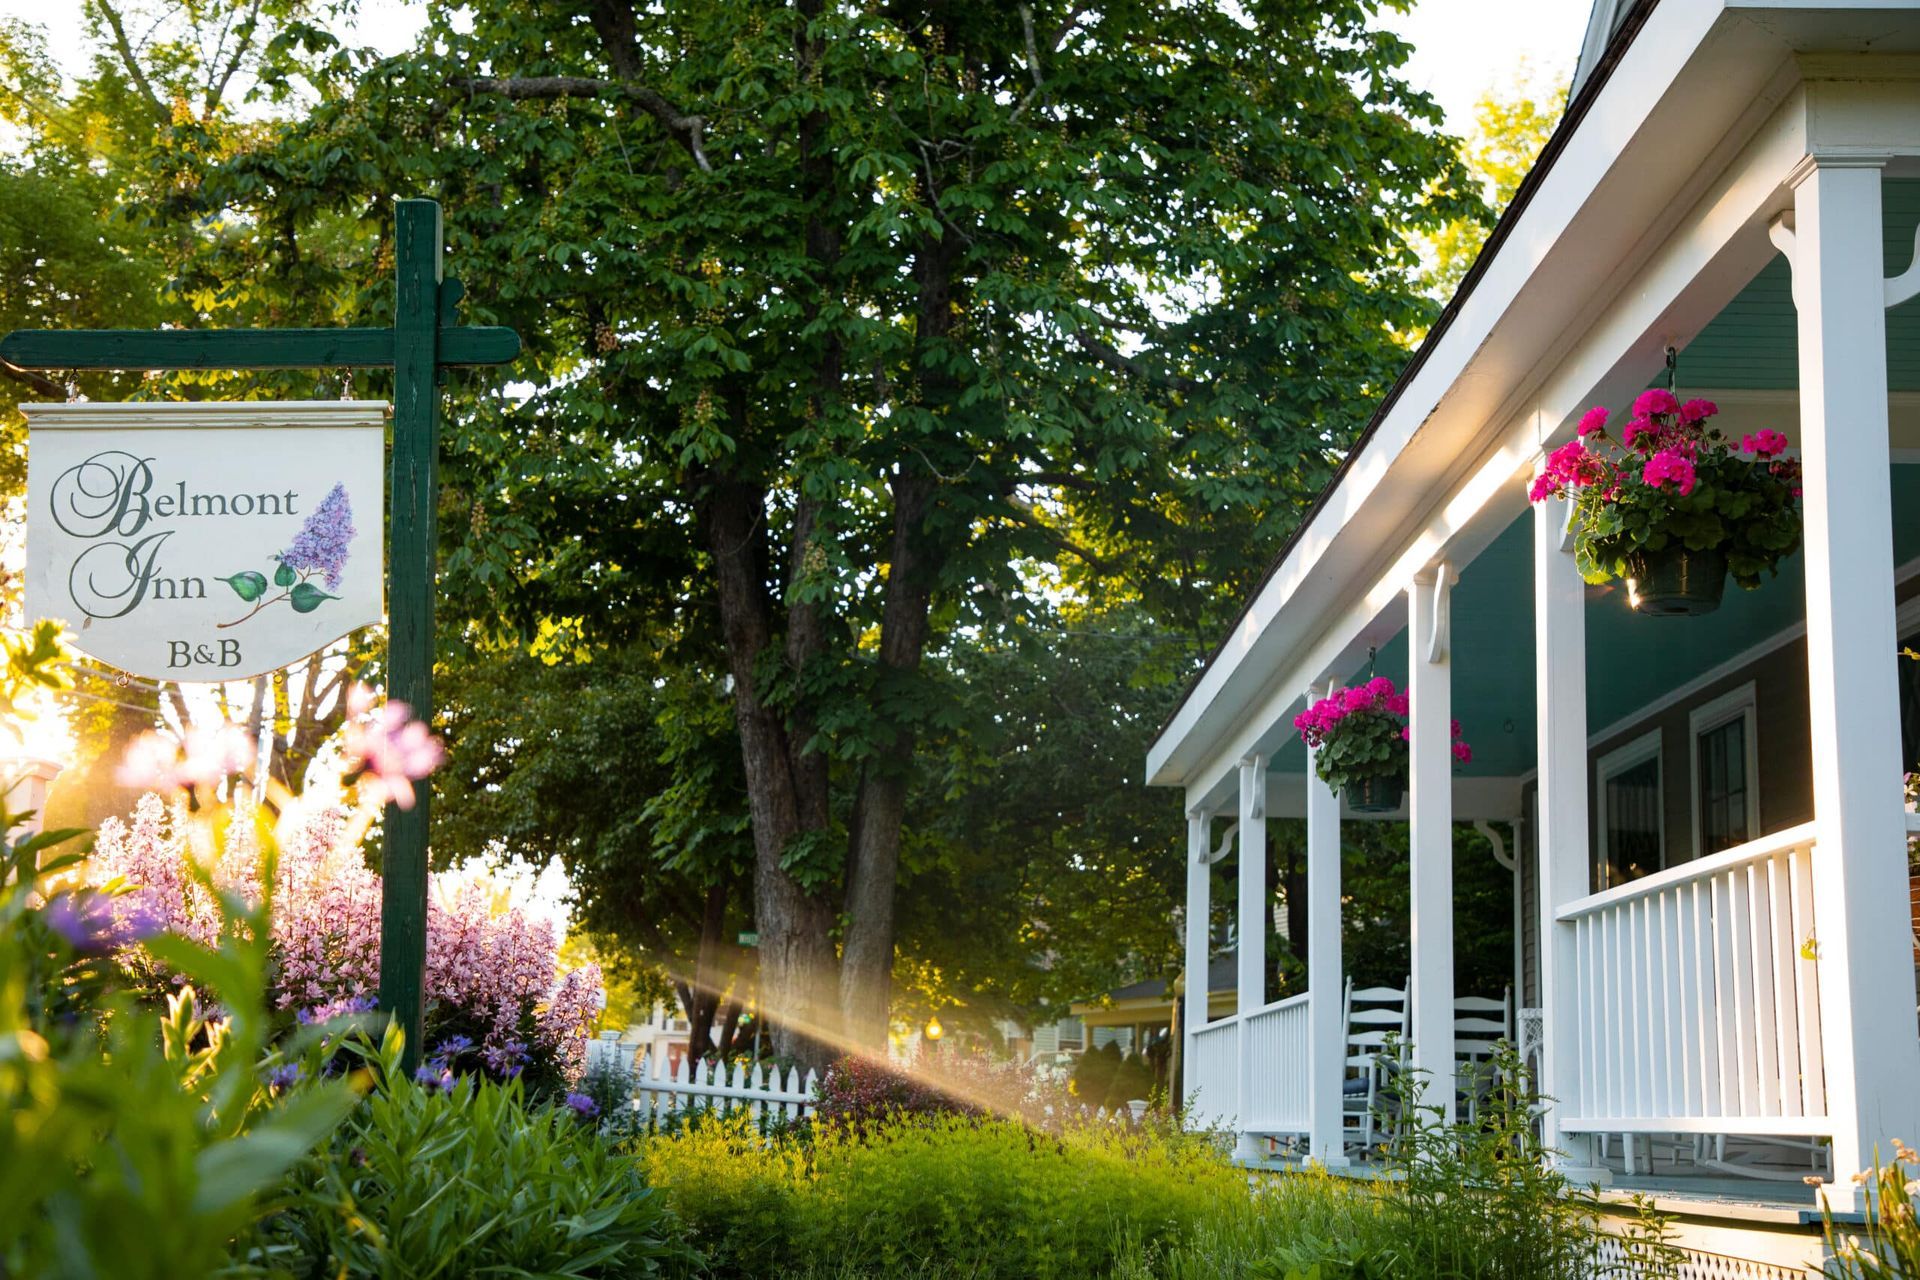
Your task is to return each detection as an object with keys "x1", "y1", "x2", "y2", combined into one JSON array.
[{"x1": 644, "y1": 1112, "x2": 1242, "y2": 1279}]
